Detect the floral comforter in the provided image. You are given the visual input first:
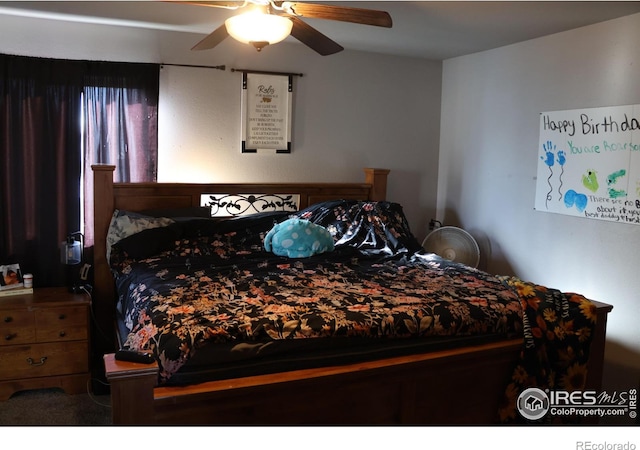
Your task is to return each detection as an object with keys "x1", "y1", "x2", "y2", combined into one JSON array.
[{"x1": 109, "y1": 200, "x2": 597, "y2": 422}]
